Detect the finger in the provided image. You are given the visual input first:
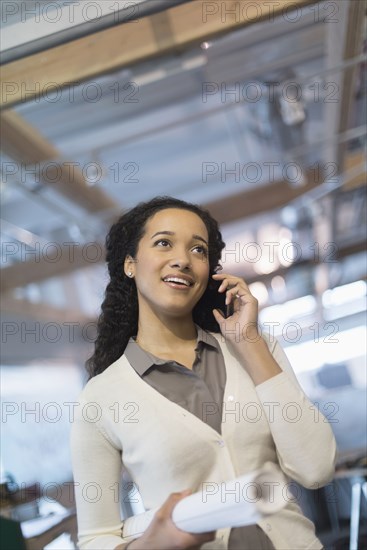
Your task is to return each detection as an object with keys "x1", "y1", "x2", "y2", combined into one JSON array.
[
  {"x1": 217, "y1": 279, "x2": 230, "y2": 292},
  {"x1": 225, "y1": 284, "x2": 244, "y2": 305},
  {"x1": 212, "y1": 308, "x2": 225, "y2": 324},
  {"x1": 213, "y1": 273, "x2": 253, "y2": 293},
  {"x1": 227, "y1": 282, "x2": 255, "y2": 299},
  {"x1": 214, "y1": 275, "x2": 247, "y2": 294},
  {"x1": 175, "y1": 489, "x2": 193, "y2": 502},
  {"x1": 219, "y1": 279, "x2": 244, "y2": 294},
  {"x1": 212, "y1": 272, "x2": 241, "y2": 279},
  {"x1": 159, "y1": 490, "x2": 192, "y2": 516},
  {"x1": 213, "y1": 273, "x2": 242, "y2": 284}
]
